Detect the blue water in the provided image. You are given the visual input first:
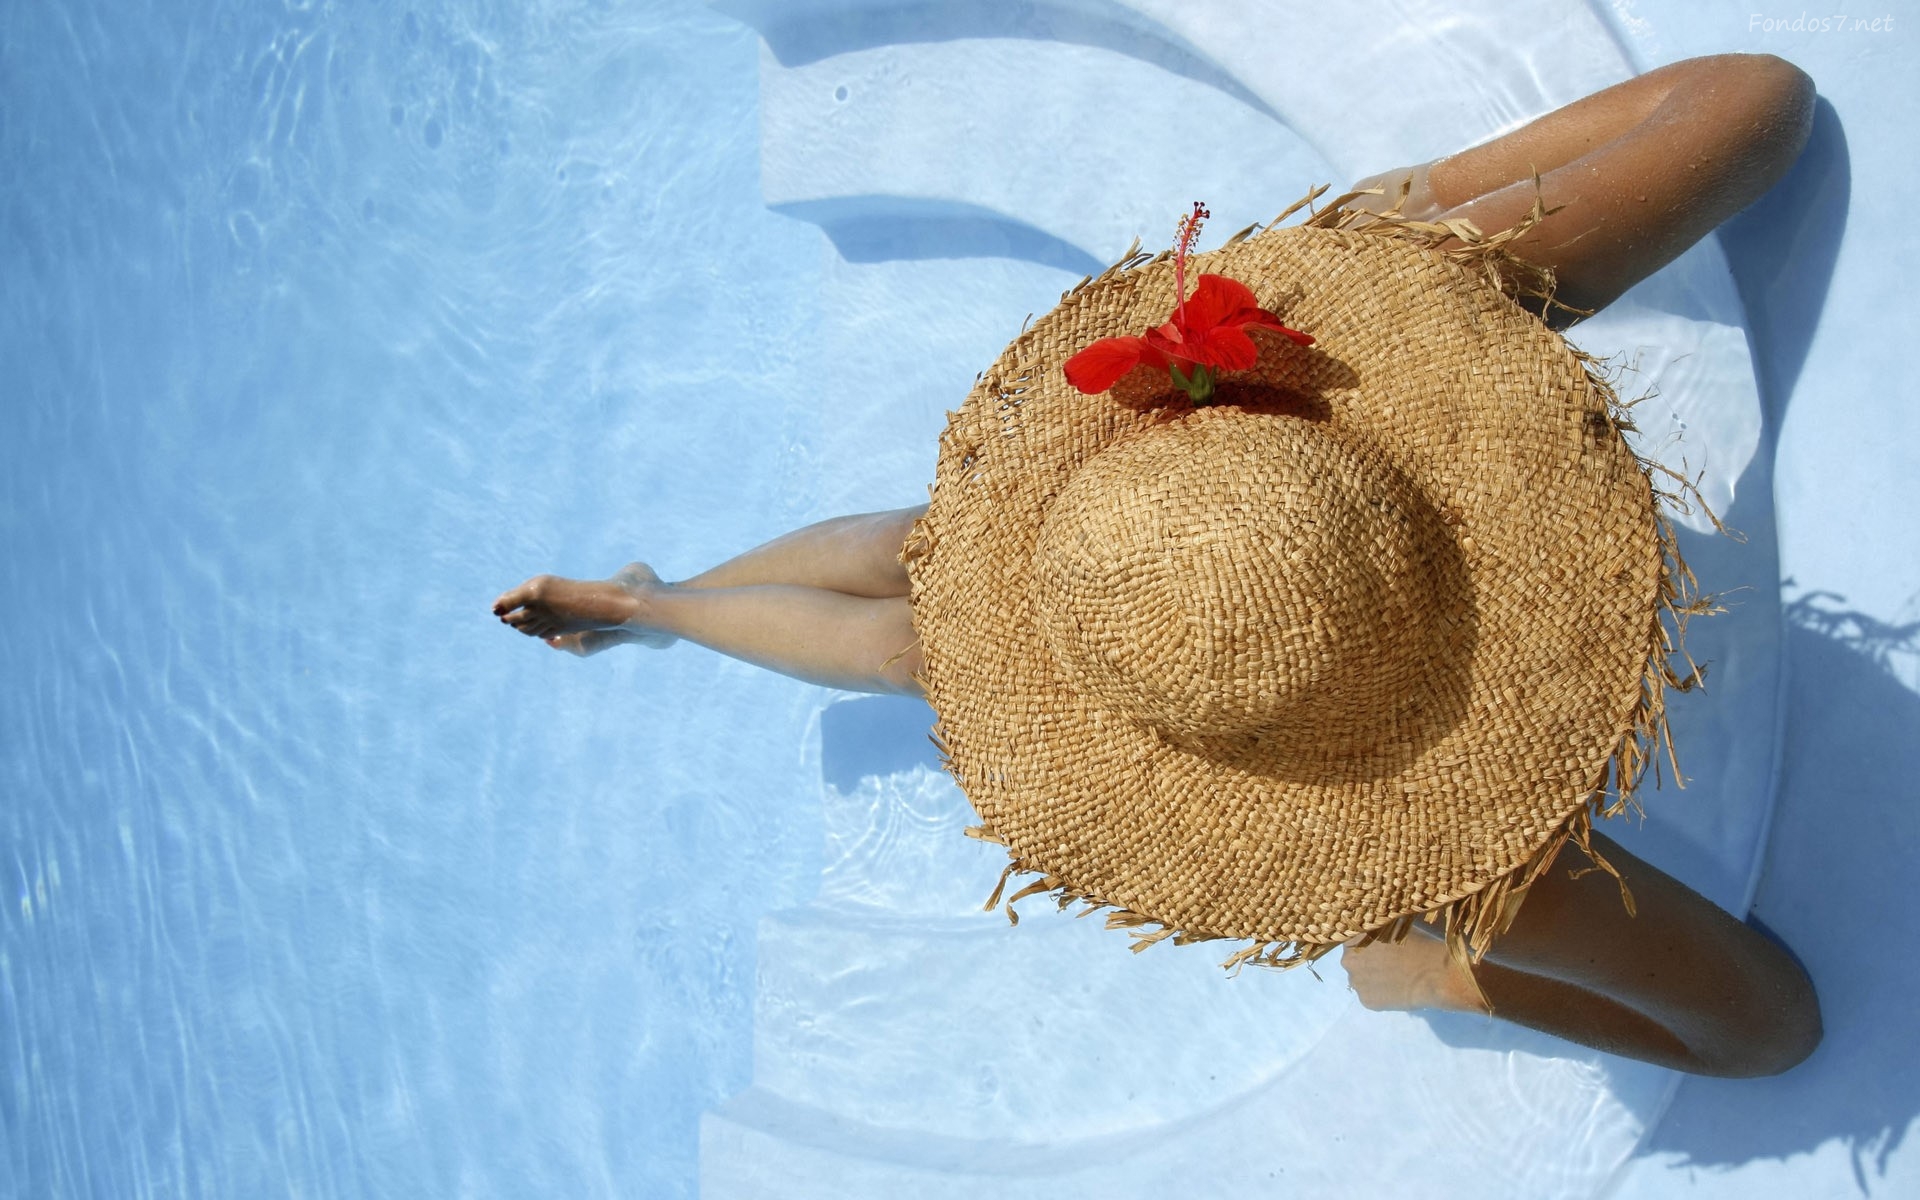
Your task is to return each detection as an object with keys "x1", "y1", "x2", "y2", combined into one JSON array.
[
  {"x1": 6, "y1": 1, "x2": 1917, "y2": 1197},
  {"x1": 3, "y1": 3, "x2": 839, "y2": 1195}
]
